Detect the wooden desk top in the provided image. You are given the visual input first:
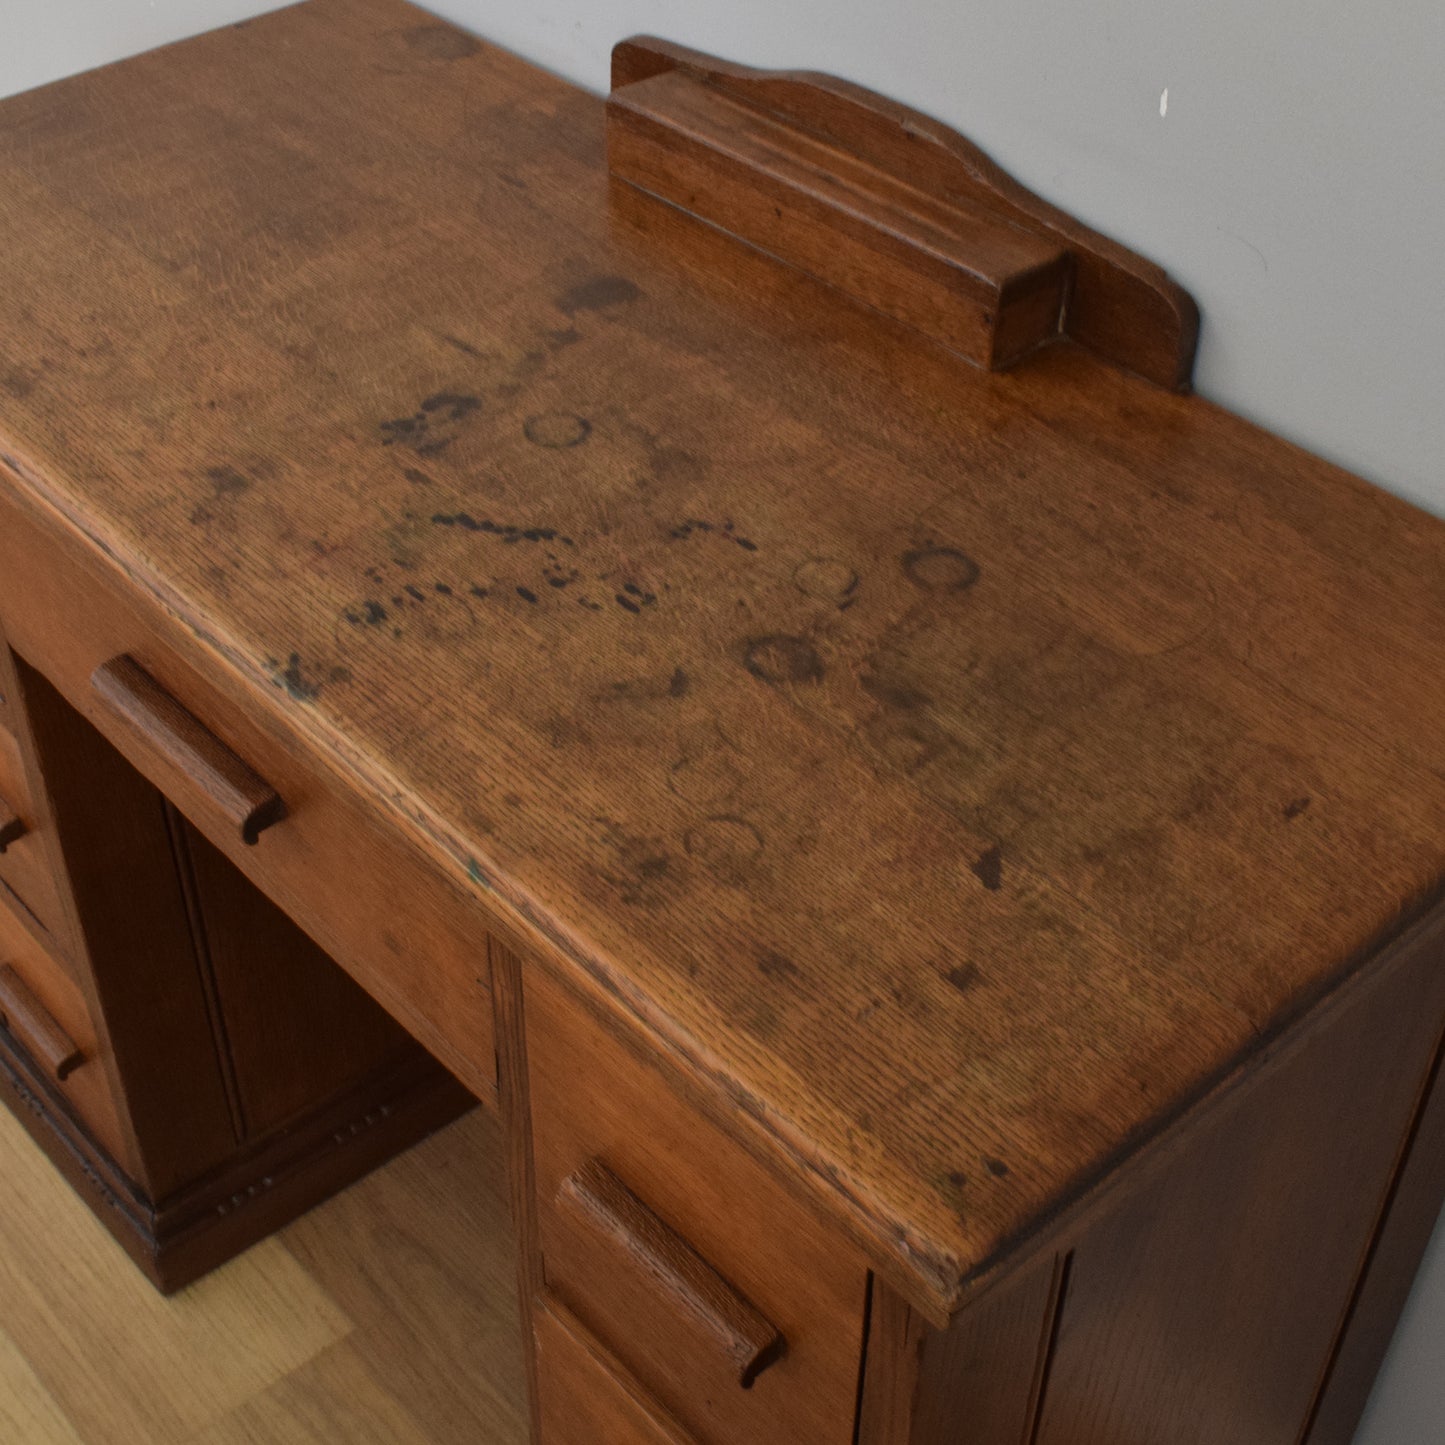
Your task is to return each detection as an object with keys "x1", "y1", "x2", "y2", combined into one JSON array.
[{"x1": 1, "y1": 0, "x2": 1443, "y2": 1321}]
